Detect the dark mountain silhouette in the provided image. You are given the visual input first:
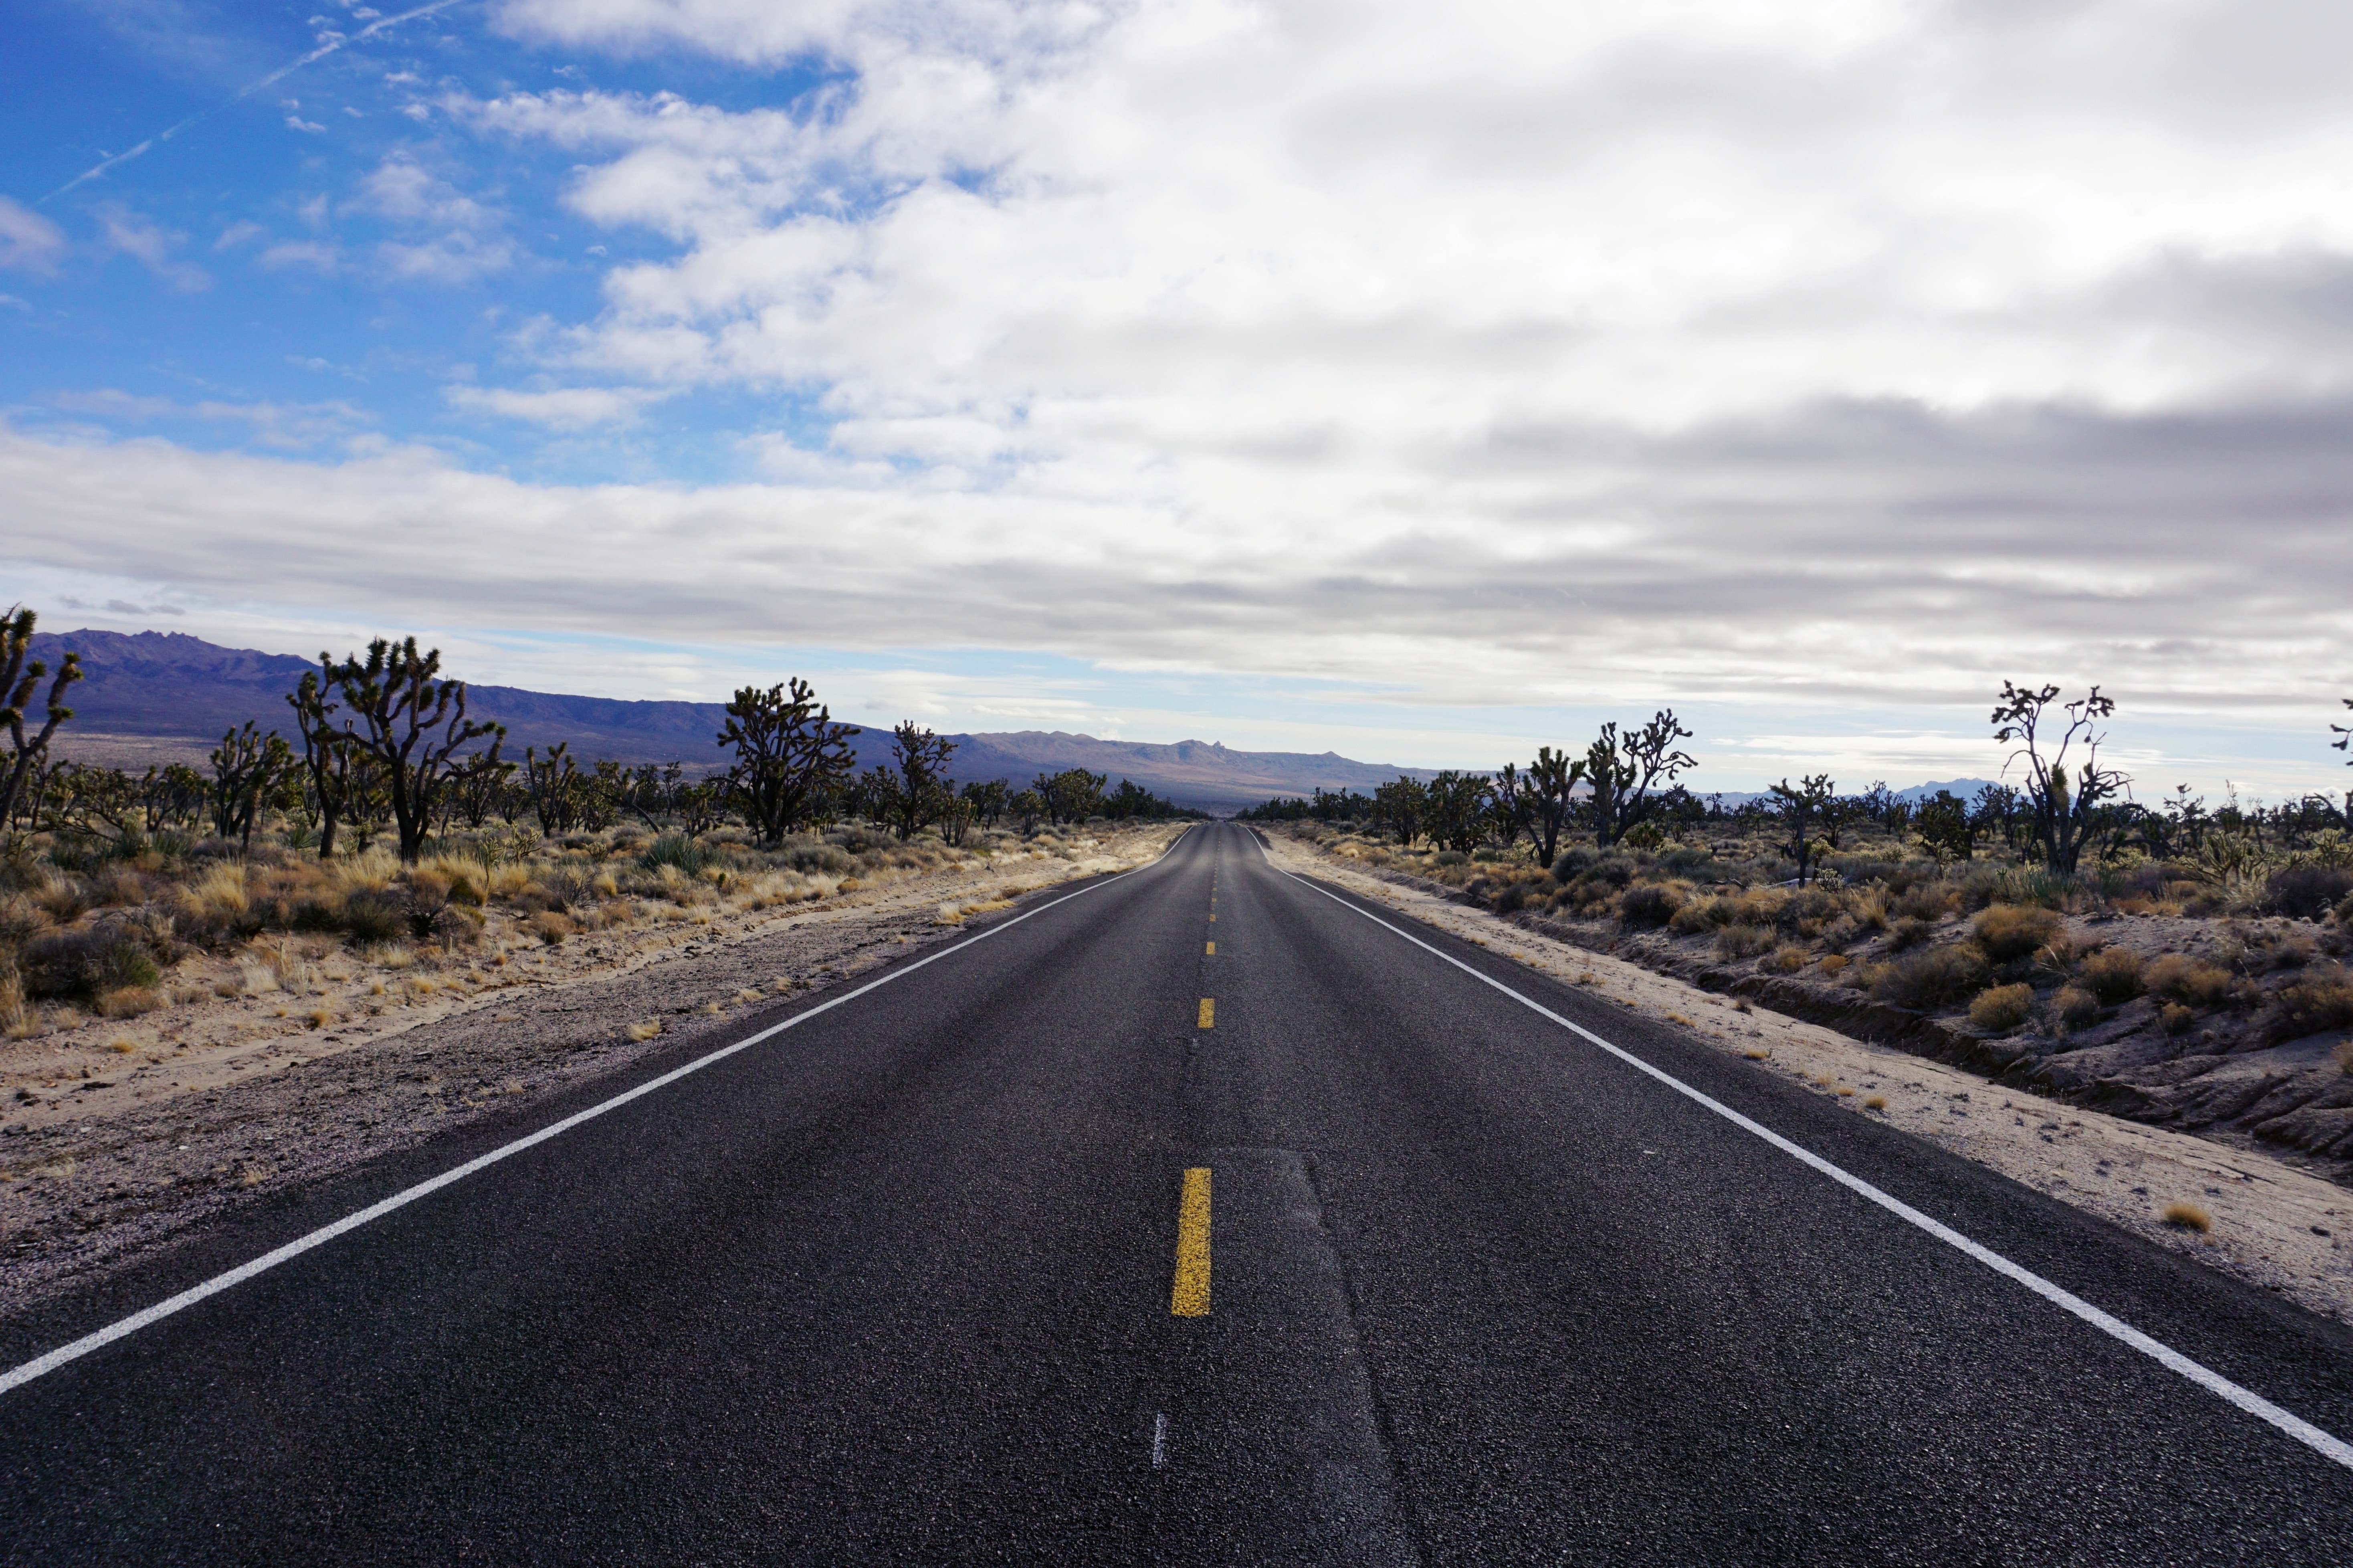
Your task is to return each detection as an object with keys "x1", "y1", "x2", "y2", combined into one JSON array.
[{"x1": 26, "y1": 630, "x2": 1437, "y2": 809}]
